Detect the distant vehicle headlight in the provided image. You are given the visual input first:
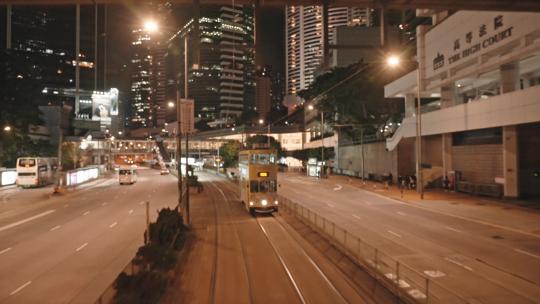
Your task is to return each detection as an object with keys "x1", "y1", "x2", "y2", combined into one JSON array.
[
  {"x1": 274, "y1": 200, "x2": 279, "y2": 205},
  {"x1": 261, "y1": 199, "x2": 268, "y2": 206},
  {"x1": 249, "y1": 201, "x2": 254, "y2": 206}
]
